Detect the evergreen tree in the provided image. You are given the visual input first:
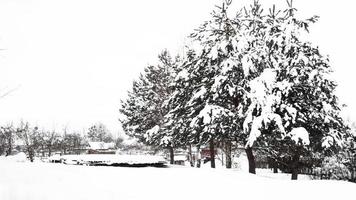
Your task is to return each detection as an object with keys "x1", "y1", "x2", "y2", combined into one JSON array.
[
  {"x1": 121, "y1": 1, "x2": 348, "y2": 175},
  {"x1": 168, "y1": 0, "x2": 348, "y2": 174},
  {"x1": 168, "y1": 1, "x2": 255, "y2": 169},
  {"x1": 241, "y1": 0, "x2": 348, "y2": 179},
  {"x1": 120, "y1": 50, "x2": 179, "y2": 164}
]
